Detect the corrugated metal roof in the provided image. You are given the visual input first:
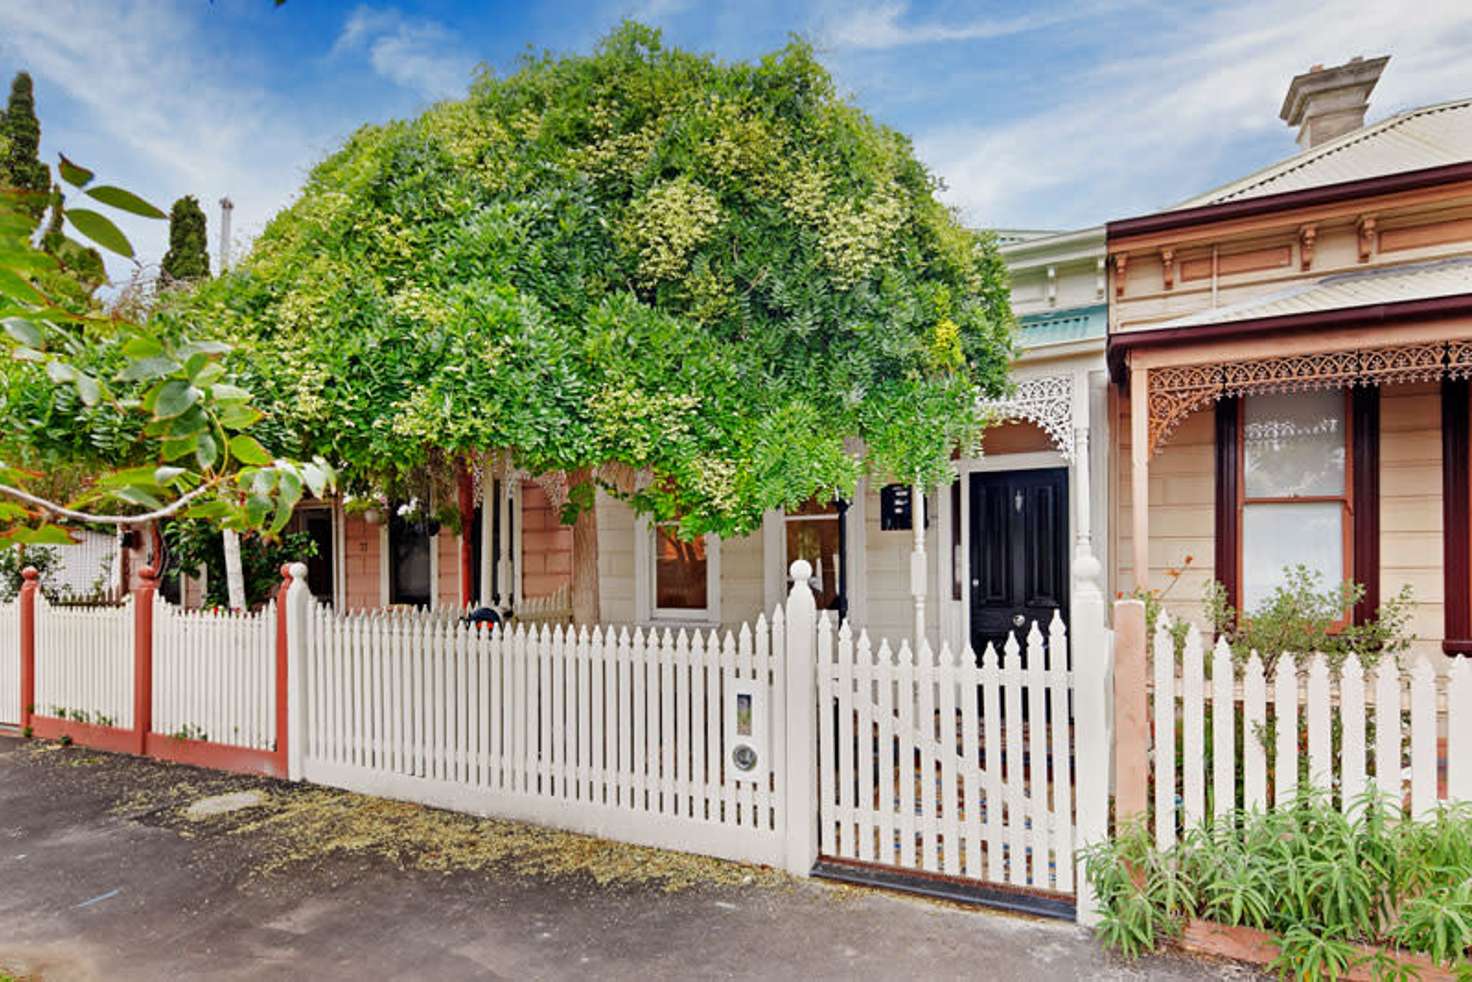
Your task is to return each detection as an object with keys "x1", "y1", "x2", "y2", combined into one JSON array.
[
  {"x1": 1175, "y1": 98, "x2": 1472, "y2": 209},
  {"x1": 1018, "y1": 304, "x2": 1107, "y2": 347},
  {"x1": 1152, "y1": 257, "x2": 1472, "y2": 329}
]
